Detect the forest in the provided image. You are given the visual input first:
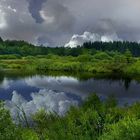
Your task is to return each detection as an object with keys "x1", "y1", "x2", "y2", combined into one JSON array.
[{"x1": 1, "y1": 37, "x2": 140, "y2": 57}]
